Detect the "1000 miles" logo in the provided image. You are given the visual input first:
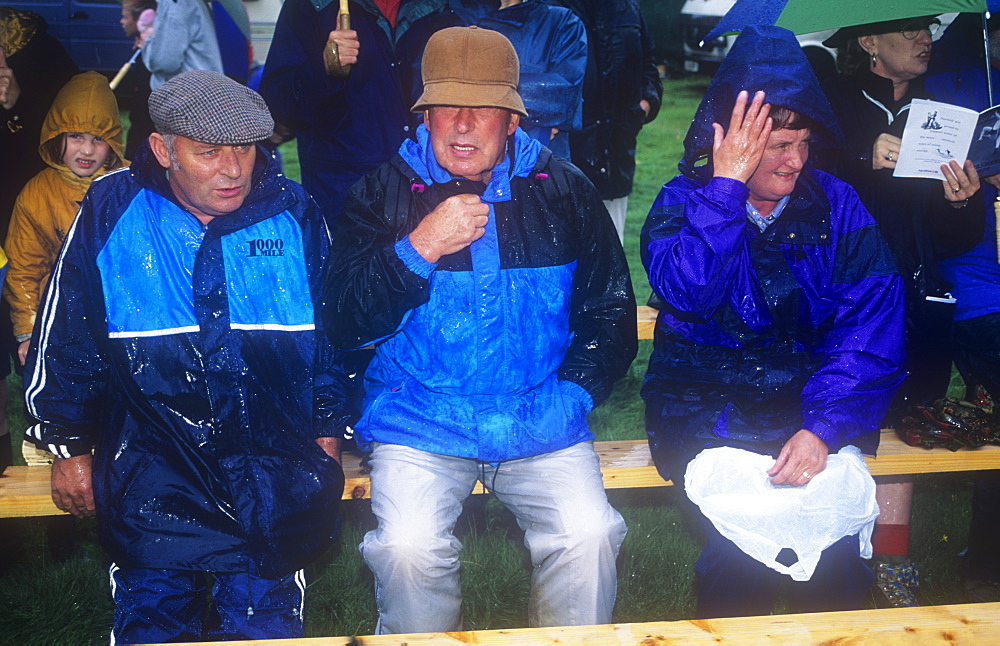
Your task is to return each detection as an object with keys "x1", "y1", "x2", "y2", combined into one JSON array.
[{"x1": 247, "y1": 238, "x2": 285, "y2": 256}]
